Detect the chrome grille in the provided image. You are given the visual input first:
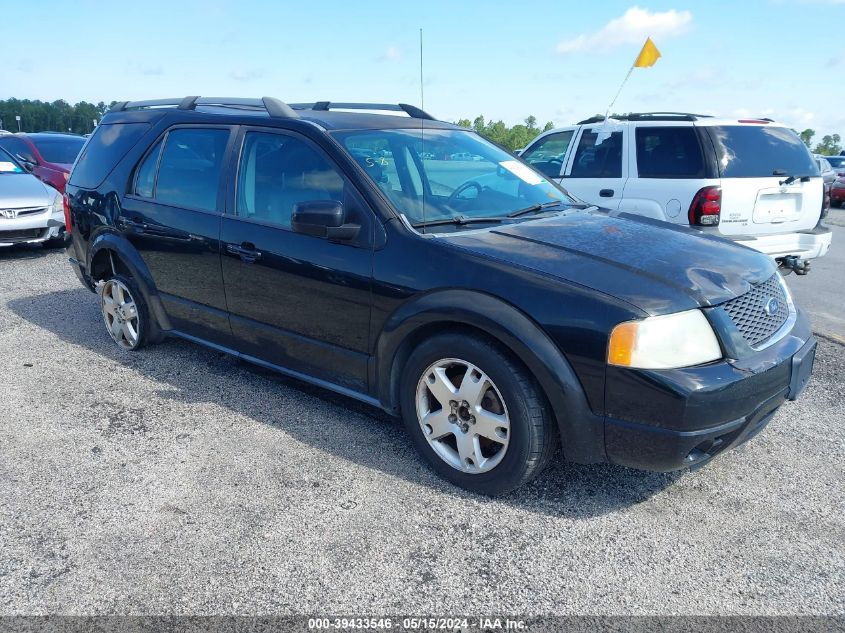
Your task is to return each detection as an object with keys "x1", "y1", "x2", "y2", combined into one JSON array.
[
  {"x1": 0, "y1": 206, "x2": 48, "y2": 219},
  {"x1": 722, "y1": 274, "x2": 790, "y2": 348}
]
